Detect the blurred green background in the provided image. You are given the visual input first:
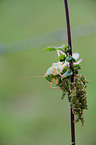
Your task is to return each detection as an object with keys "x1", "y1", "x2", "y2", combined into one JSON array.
[{"x1": 0, "y1": 0, "x2": 96, "y2": 145}]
